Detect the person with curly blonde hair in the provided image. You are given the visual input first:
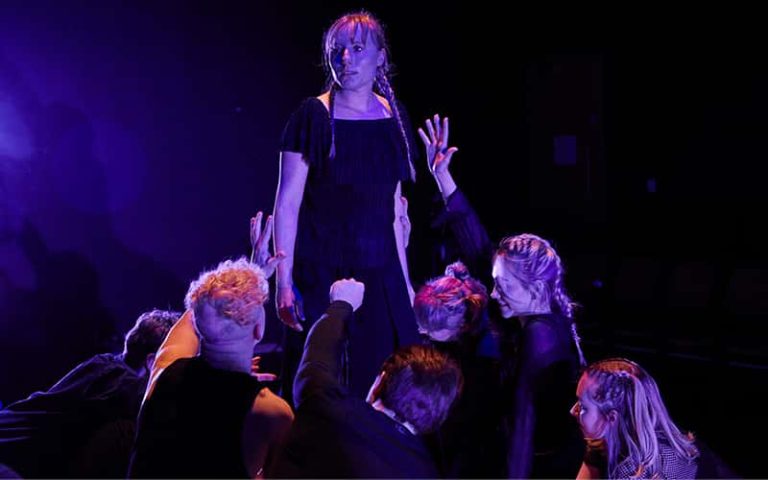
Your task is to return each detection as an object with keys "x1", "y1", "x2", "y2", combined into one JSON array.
[{"x1": 129, "y1": 214, "x2": 292, "y2": 479}]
